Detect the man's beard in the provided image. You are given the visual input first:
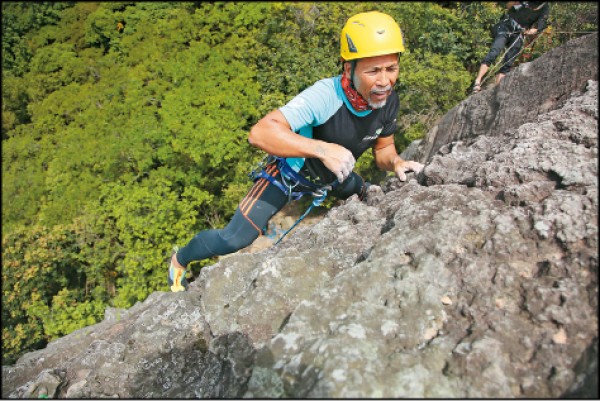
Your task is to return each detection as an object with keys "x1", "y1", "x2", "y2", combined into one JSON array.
[
  {"x1": 368, "y1": 98, "x2": 387, "y2": 109},
  {"x1": 368, "y1": 86, "x2": 391, "y2": 109}
]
